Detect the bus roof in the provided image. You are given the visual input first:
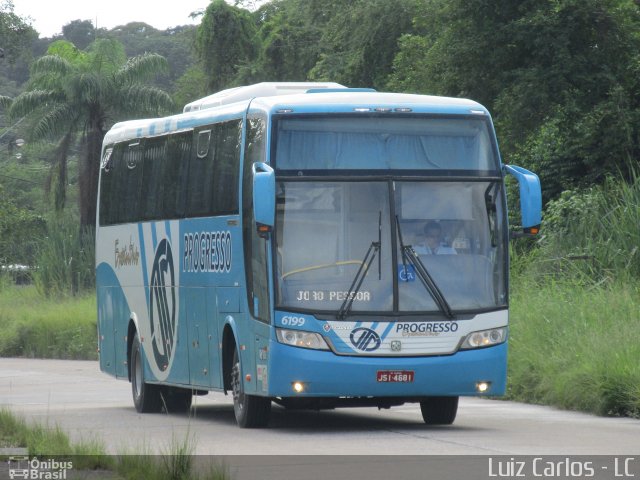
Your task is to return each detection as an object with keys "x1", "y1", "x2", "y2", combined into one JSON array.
[
  {"x1": 183, "y1": 82, "x2": 346, "y2": 112},
  {"x1": 250, "y1": 91, "x2": 487, "y2": 114},
  {"x1": 104, "y1": 83, "x2": 489, "y2": 146}
]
